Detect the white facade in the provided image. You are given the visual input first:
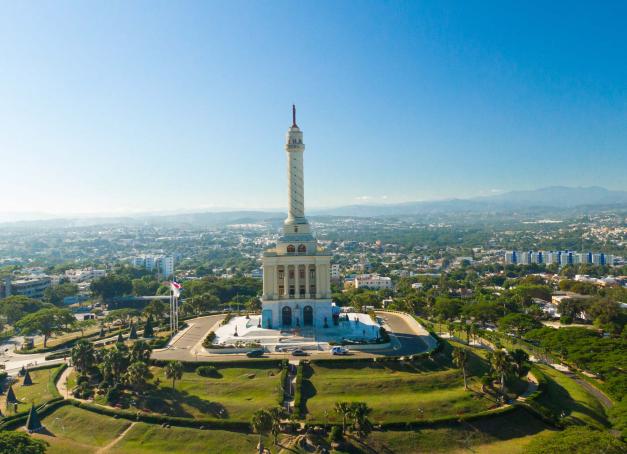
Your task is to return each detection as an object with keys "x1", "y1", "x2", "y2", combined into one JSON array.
[
  {"x1": 330, "y1": 264, "x2": 340, "y2": 280},
  {"x1": 353, "y1": 274, "x2": 393, "y2": 290},
  {"x1": 132, "y1": 255, "x2": 174, "y2": 277},
  {"x1": 64, "y1": 268, "x2": 106, "y2": 283},
  {"x1": 261, "y1": 107, "x2": 334, "y2": 330}
]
